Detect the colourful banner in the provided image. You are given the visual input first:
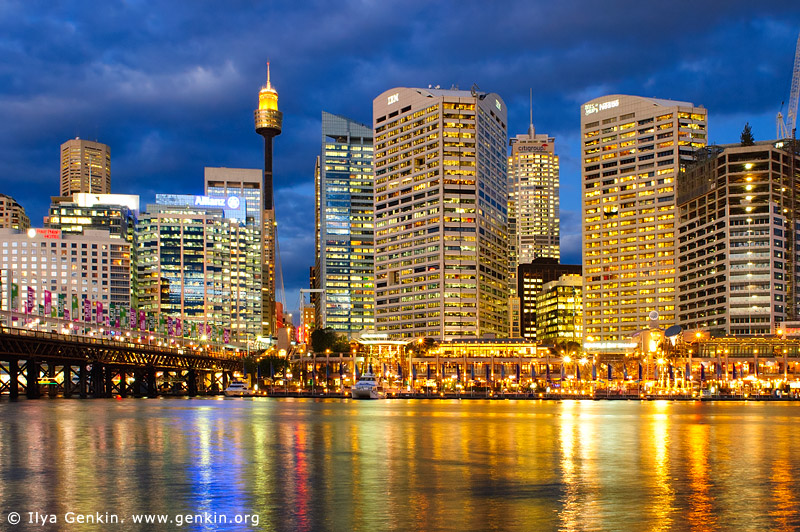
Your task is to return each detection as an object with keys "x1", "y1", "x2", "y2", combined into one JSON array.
[
  {"x1": 83, "y1": 297, "x2": 91, "y2": 322},
  {"x1": 44, "y1": 290, "x2": 52, "y2": 317},
  {"x1": 139, "y1": 310, "x2": 145, "y2": 331},
  {"x1": 223, "y1": 328, "x2": 230, "y2": 344},
  {"x1": 167, "y1": 316, "x2": 174, "y2": 336},
  {"x1": 176, "y1": 318, "x2": 182, "y2": 337},
  {"x1": 58, "y1": 293, "x2": 65, "y2": 318},
  {"x1": 26, "y1": 286, "x2": 35, "y2": 314},
  {"x1": 71, "y1": 294, "x2": 79, "y2": 321},
  {"x1": 96, "y1": 302, "x2": 103, "y2": 324},
  {"x1": 10, "y1": 283, "x2": 18, "y2": 312}
]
